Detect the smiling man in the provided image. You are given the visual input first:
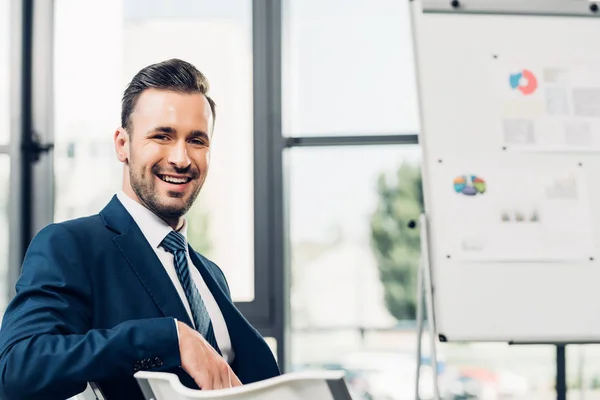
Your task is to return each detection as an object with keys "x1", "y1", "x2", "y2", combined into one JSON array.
[{"x1": 0, "y1": 59, "x2": 280, "y2": 400}]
